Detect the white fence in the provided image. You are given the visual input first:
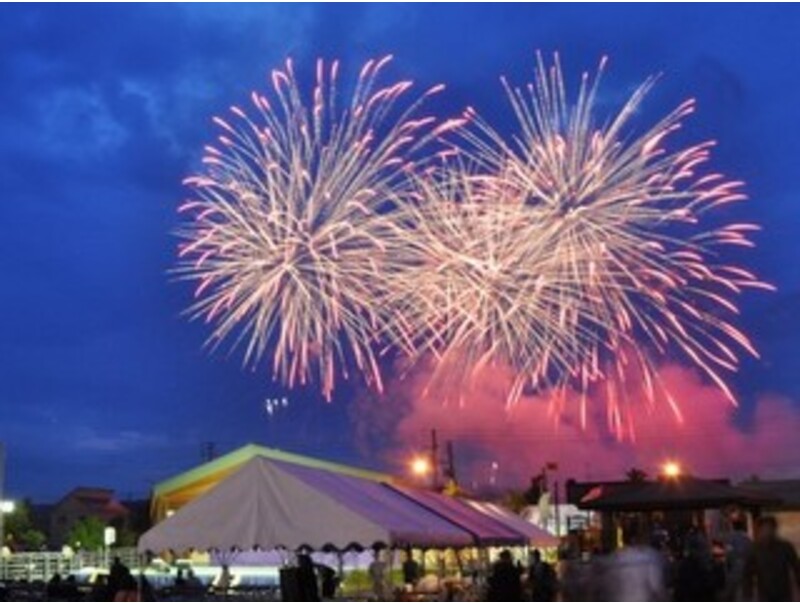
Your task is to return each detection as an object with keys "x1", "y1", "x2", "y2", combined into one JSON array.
[{"x1": 0, "y1": 548, "x2": 140, "y2": 582}]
